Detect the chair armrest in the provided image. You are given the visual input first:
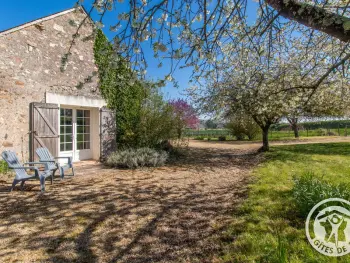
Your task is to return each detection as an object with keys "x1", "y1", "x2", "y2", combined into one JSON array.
[
  {"x1": 24, "y1": 162, "x2": 49, "y2": 170},
  {"x1": 11, "y1": 166, "x2": 40, "y2": 177}
]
